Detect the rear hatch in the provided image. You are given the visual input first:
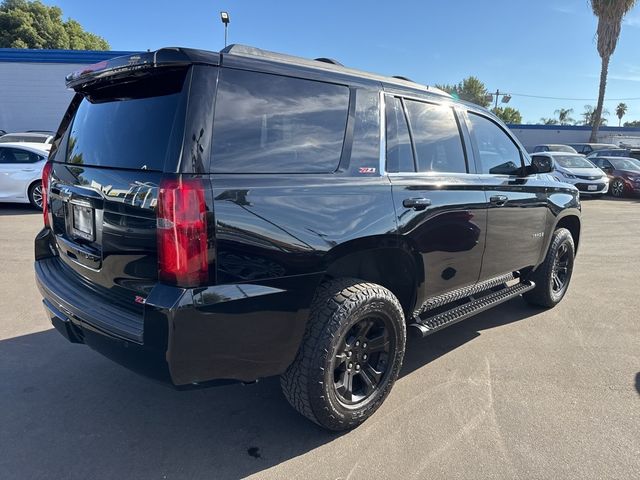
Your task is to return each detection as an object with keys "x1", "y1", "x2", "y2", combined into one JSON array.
[{"x1": 47, "y1": 60, "x2": 192, "y2": 312}]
